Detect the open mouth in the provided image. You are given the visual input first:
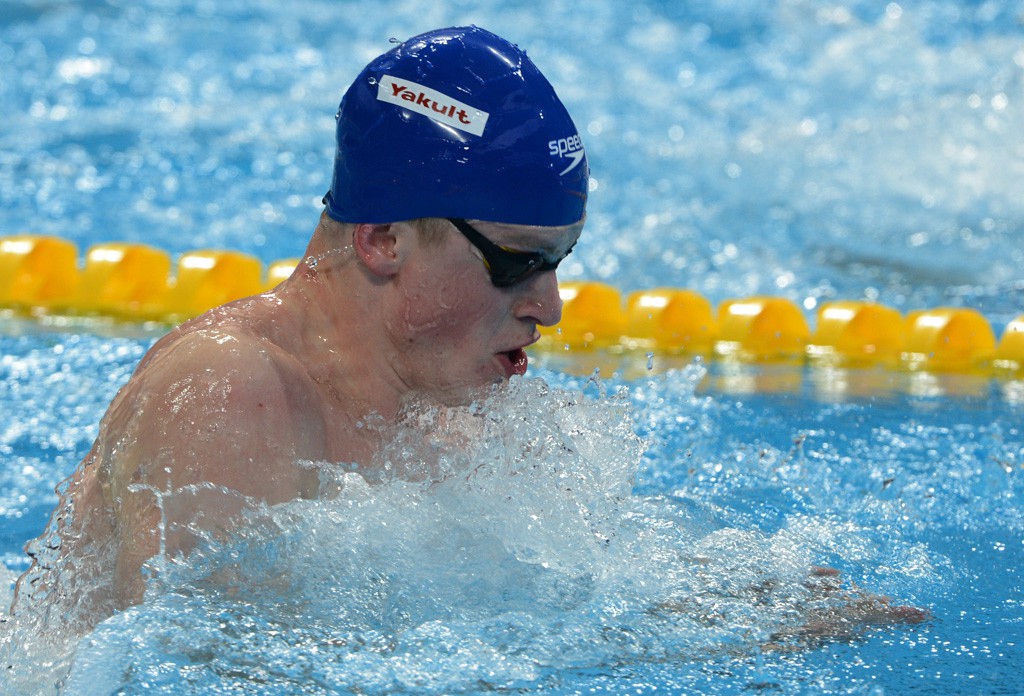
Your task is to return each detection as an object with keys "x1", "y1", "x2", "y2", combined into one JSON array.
[{"x1": 499, "y1": 348, "x2": 529, "y2": 377}]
